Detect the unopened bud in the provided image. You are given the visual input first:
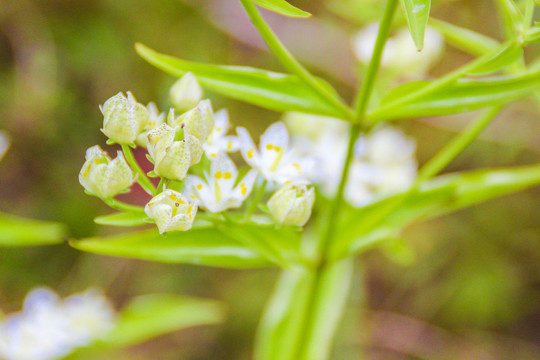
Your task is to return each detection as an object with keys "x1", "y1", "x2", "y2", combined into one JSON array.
[
  {"x1": 100, "y1": 92, "x2": 149, "y2": 145},
  {"x1": 169, "y1": 72, "x2": 203, "y2": 111},
  {"x1": 144, "y1": 189, "x2": 197, "y2": 233},
  {"x1": 267, "y1": 184, "x2": 315, "y2": 226}
]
